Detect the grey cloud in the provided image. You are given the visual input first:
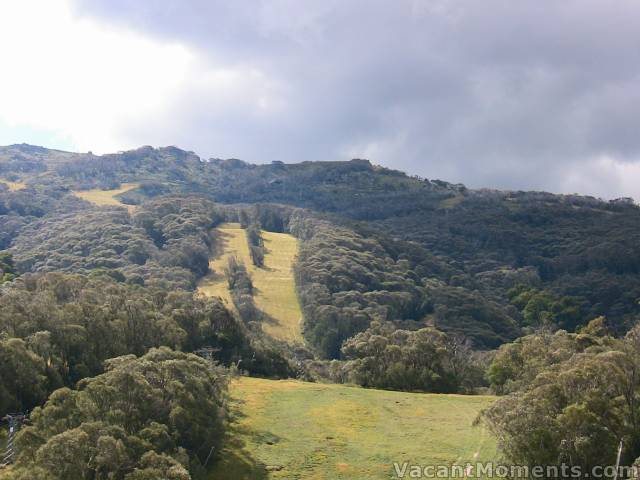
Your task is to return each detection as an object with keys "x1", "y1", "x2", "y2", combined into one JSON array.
[{"x1": 70, "y1": 0, "x2": 640, "y2": 199}]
